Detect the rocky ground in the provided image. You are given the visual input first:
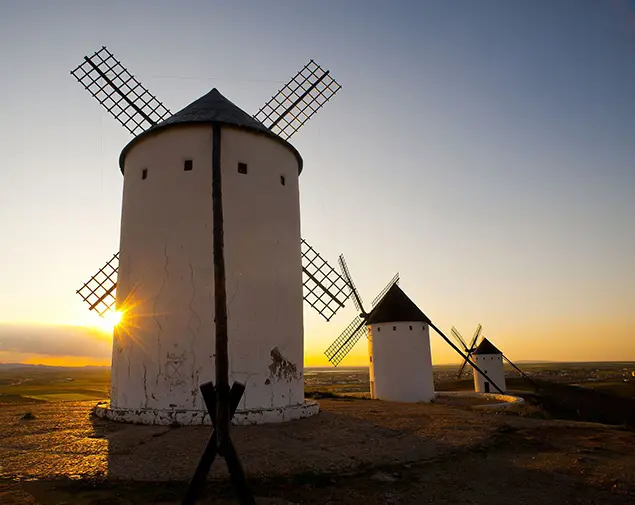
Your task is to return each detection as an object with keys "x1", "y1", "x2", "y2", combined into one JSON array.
[{"x1": 1, "y1": 398, "x2": 635, "y2": 504}]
